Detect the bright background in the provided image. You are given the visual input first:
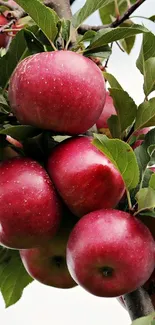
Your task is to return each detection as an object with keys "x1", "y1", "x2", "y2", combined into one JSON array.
[{"x1": 0, "y1": 1, "x2": 155, "y2": 324}]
